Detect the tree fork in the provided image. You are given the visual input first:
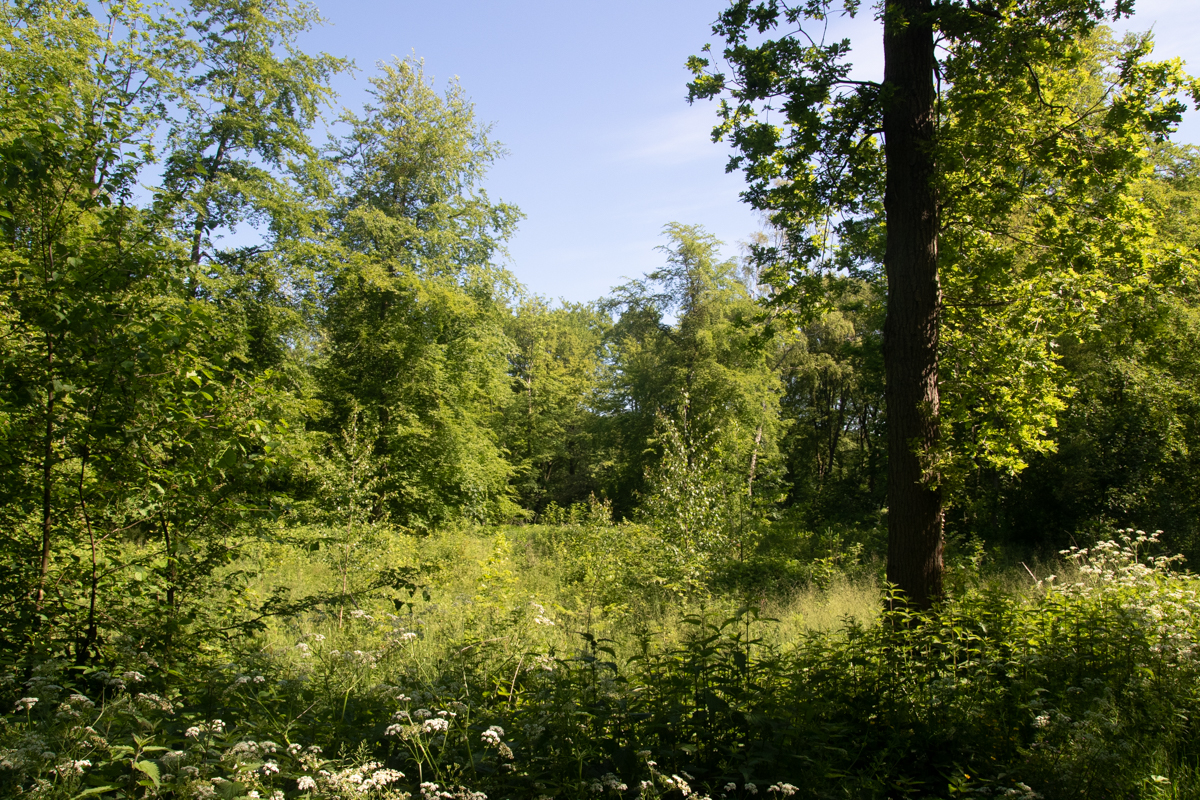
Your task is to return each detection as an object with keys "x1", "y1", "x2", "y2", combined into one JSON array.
[{"x1": 882, "y1": 0, "x2": 944, "y2": 609}]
